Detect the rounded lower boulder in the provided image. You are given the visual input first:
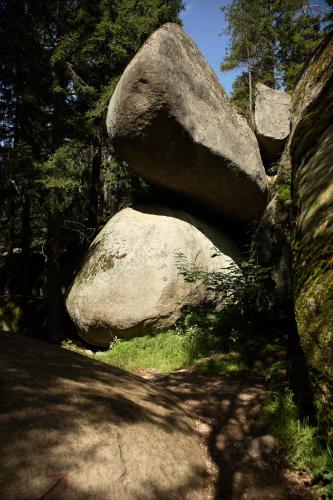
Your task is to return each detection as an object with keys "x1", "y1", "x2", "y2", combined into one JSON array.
[
  {"x1": 0, "y1": 333, "x2": 206, "y2": 499},
  {"x1": 66, "y1": 203, "x2": 240, "y2": 347}
]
